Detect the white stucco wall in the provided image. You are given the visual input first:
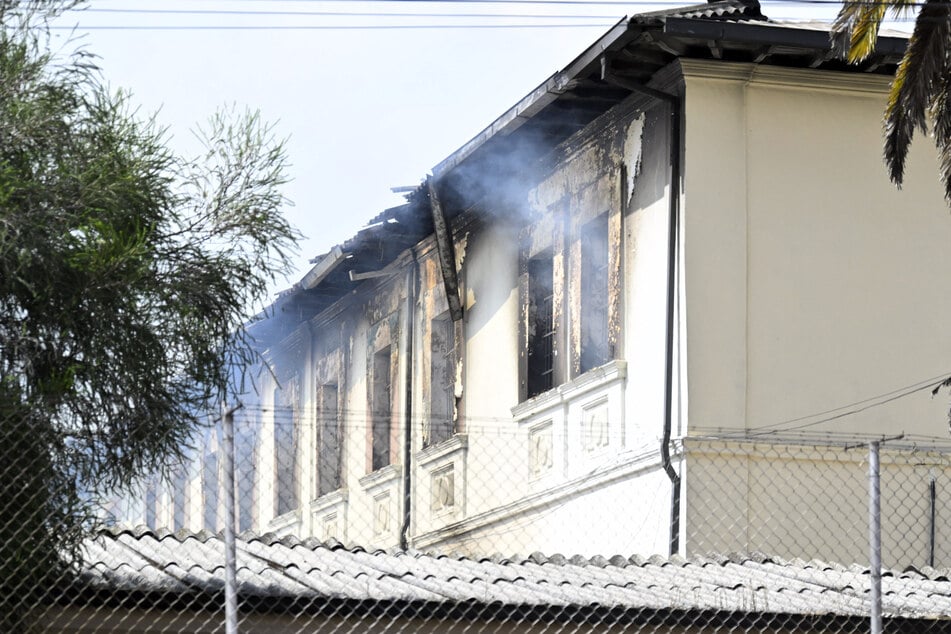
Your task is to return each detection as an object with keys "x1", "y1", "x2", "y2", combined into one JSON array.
[
  {"x1": 682, "y1": 60, "x2": 951, "y2": 439},
  {"x1": 680, "y1": 60, "x2": 951, "y2": 564}
]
